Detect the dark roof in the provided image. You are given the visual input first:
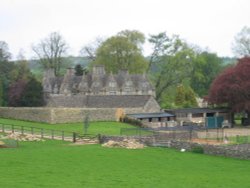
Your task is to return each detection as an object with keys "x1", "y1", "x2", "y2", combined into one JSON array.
[
  {"x1": 165, "y1": 108, "x2": 230, "y2": 114},
  {"x1": 127, "y1": 112, "x2": 174, "y2": 119},
  {"x1": 48, "y1": 72, "x2": 155, "y2": 91},
  {"x1": 47, "y1": 95, "x2": 153, "y2": 108}
]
